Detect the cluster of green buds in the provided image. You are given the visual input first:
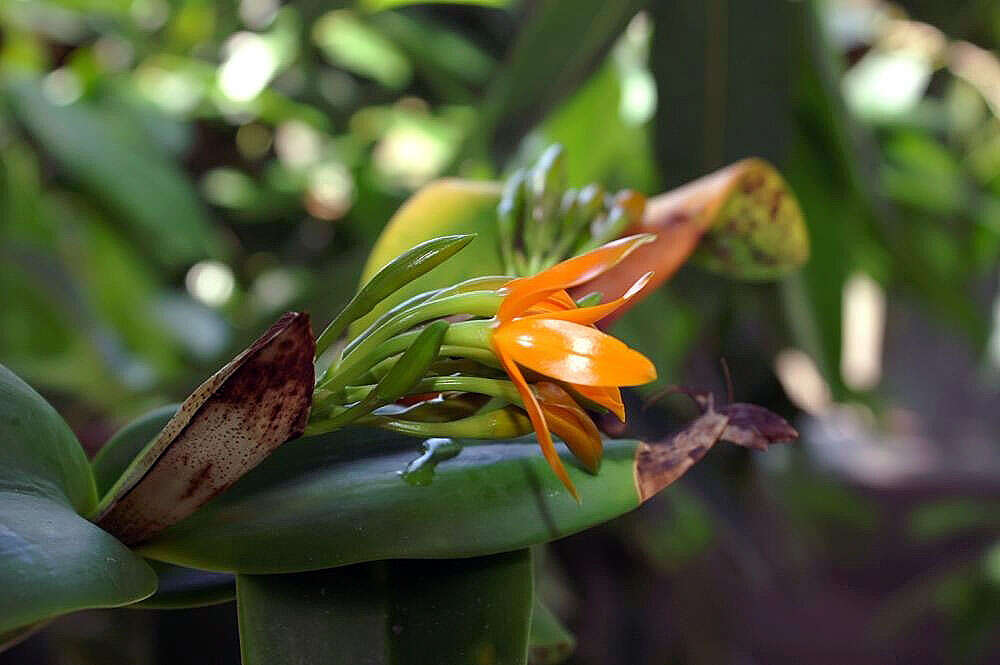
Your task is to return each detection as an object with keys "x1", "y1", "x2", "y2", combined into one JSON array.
[
  {"x1": 304, "y1": 149, "x2": 663, "y2": 496},
  {"x1": 309, "y1": 234, "x2": 526, "y2": 441},
  {"x1": 498, "y1": 144, "x2": 647, "y2": 276}
]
